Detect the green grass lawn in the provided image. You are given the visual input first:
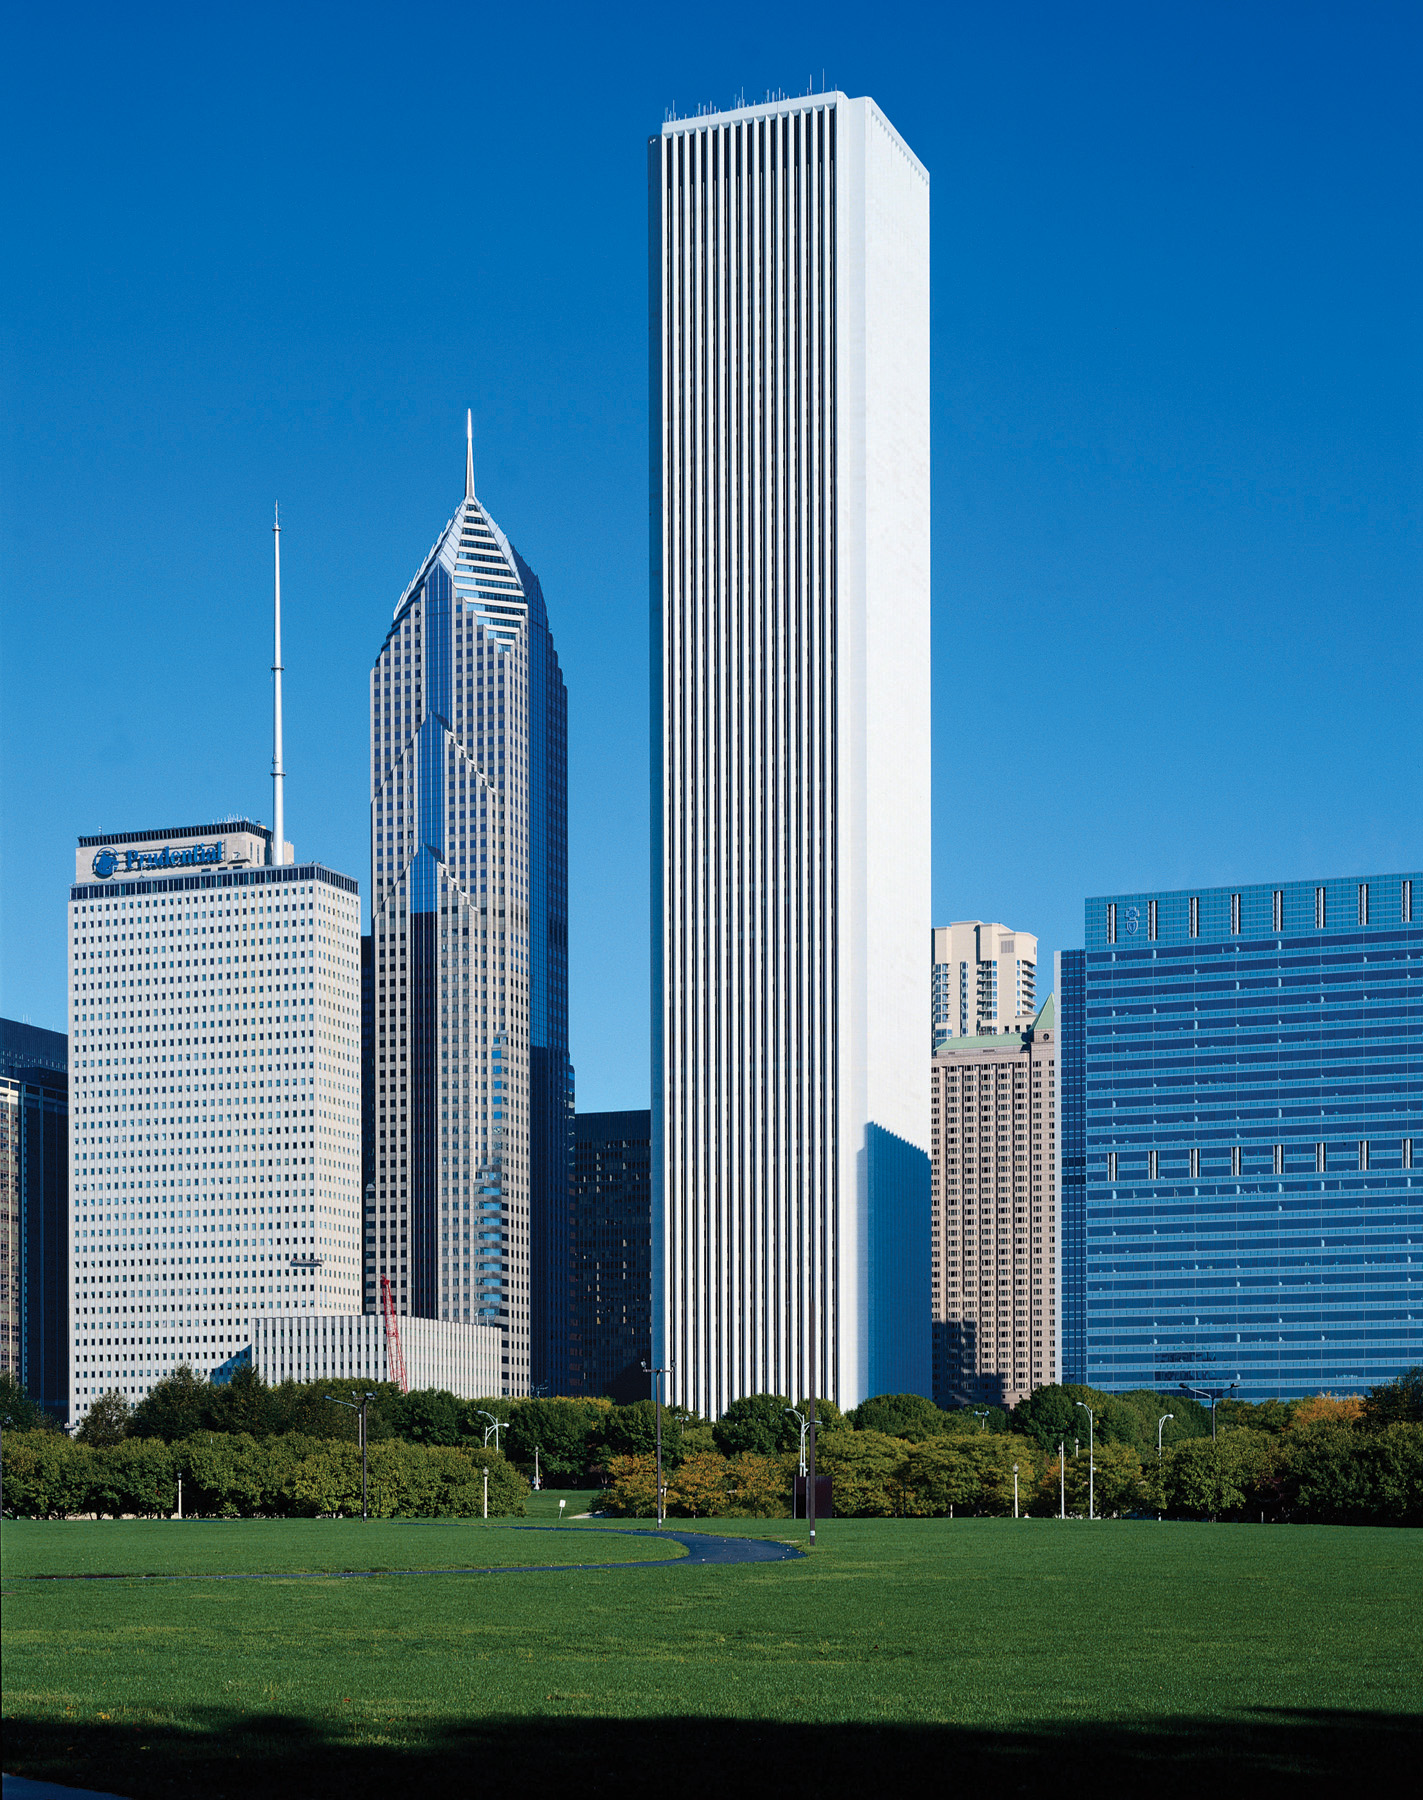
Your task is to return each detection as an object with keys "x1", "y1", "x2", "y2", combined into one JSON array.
[
  {"x1": 1, "y1": 1516, "x2": 683, "y2": 1579},
  {"x1": 3, "y1": 1516, "x2": 1419, "y2": 1798}
]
